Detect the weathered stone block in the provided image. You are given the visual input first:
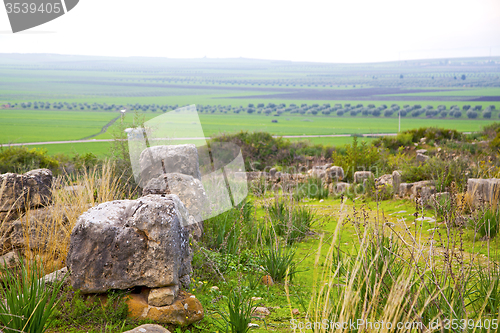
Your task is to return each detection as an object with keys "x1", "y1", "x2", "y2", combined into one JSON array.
[
  {"x1": 139, "y1": 145, "x2": 201, "y2": 187},
  {"x1": 353, "y1": 171, "x2": 374, "y2": 184},
  {"x1": 66, "y1": 194, "x2": 192, "y2": 293}
]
